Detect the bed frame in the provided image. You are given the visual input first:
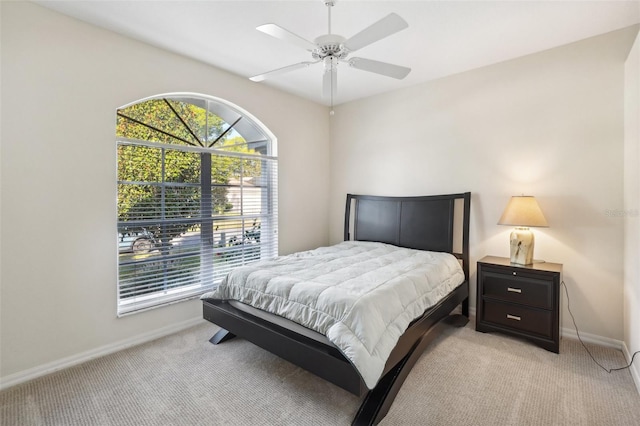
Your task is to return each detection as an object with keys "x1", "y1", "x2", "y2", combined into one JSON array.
[{"x1": 202, "y1": 192, "x2": 471, "y2": 425}]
